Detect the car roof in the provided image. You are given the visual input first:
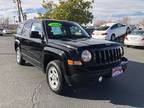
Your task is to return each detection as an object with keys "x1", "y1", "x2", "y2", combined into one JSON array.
[
  {"x1": 24, "y1": 19, "x2": 76, "y2": 24},
  {"x1": 101, "y1": 23, "x2": 116, "y2": 27}
]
